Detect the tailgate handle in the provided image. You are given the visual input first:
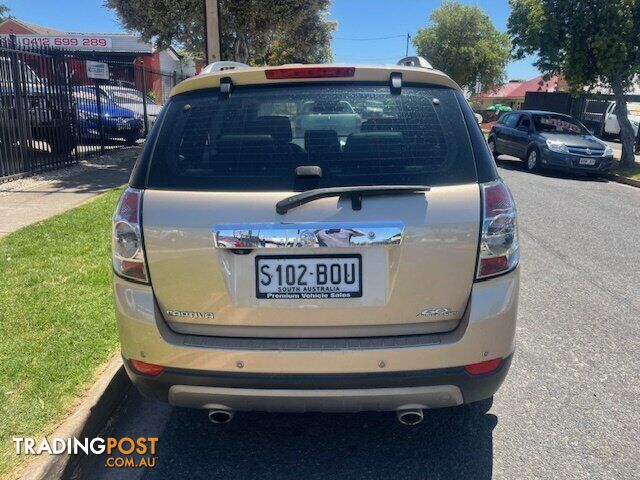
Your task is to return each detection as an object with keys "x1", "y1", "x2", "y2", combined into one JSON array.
[{"x1": 213, "y1": 222, "x2": 404, "y2": 249}]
